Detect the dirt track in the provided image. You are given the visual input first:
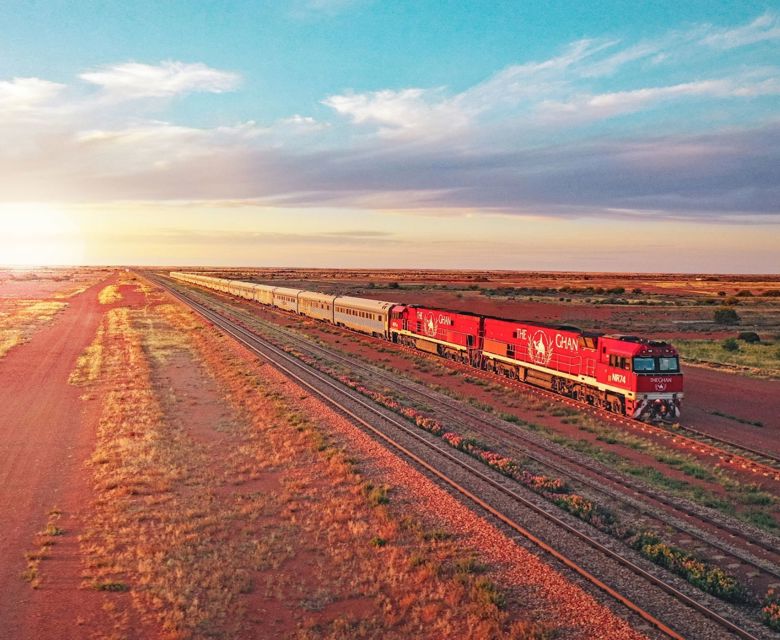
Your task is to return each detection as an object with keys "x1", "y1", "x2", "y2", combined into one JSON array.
[{"x1": 0, "y1": 272, "x2": 116, "y2": 638}]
